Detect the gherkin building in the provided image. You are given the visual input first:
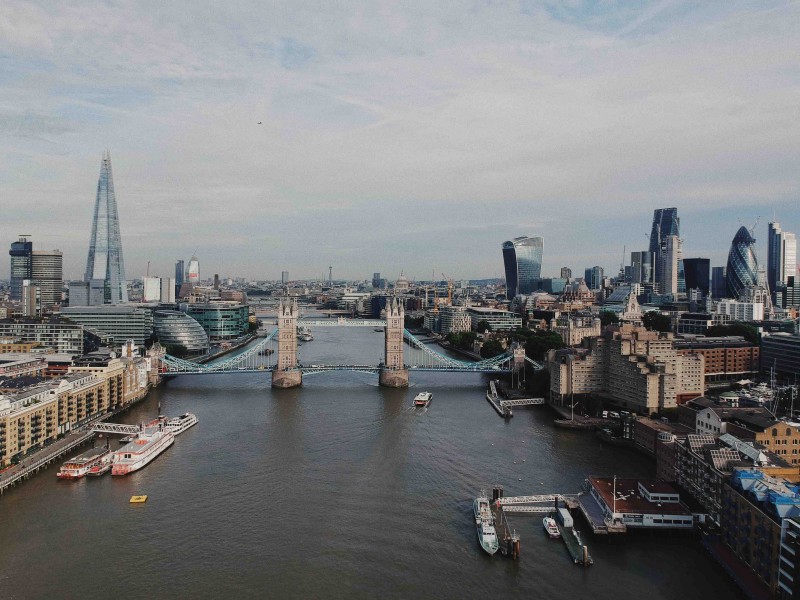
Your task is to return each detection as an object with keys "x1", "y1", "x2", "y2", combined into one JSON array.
[{"x1": 725, "y1": 226, "x2": 759, "y2": 299}]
